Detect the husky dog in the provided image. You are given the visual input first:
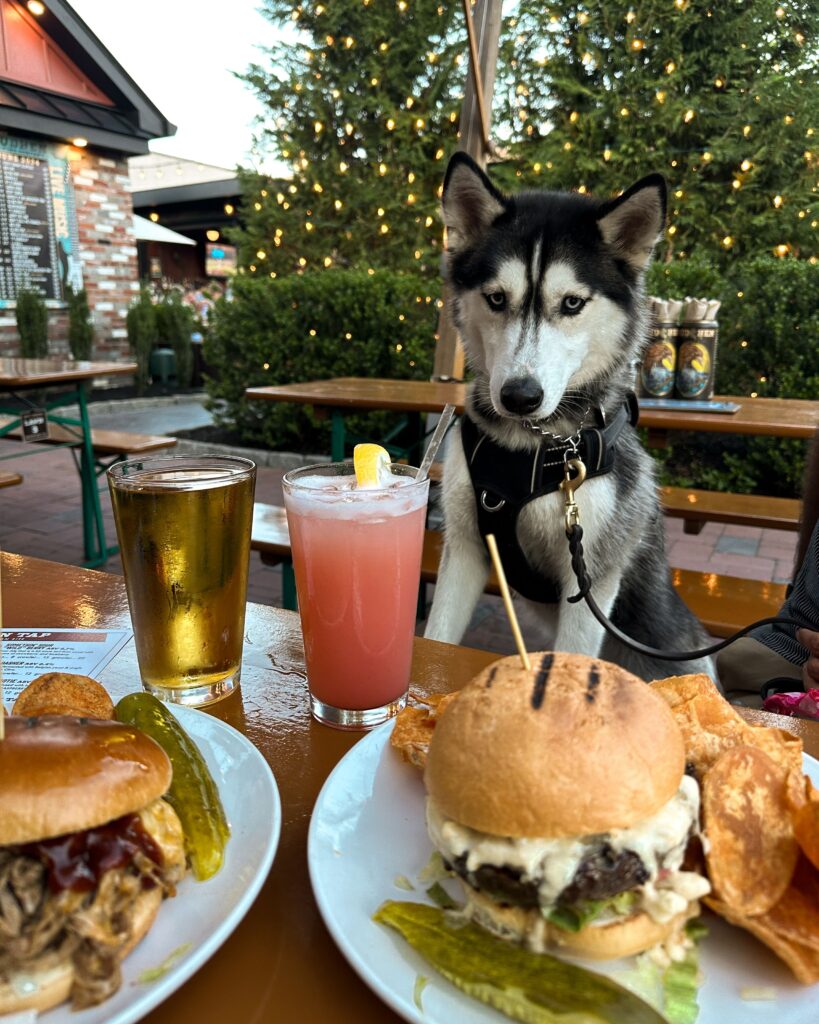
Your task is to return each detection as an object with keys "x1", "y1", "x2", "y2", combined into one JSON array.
[{"x1": 425, "y1": 153, "x2": 713, "y2": 681}]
